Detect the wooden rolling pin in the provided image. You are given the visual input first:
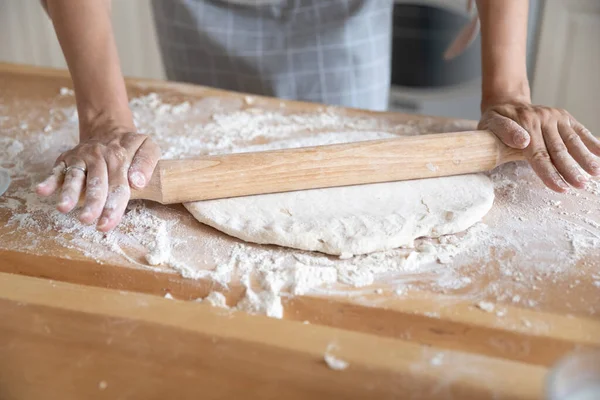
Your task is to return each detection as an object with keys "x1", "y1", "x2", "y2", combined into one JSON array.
[{"x1": 131, "y1": 130, "x2": 524, "y2": 204}]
